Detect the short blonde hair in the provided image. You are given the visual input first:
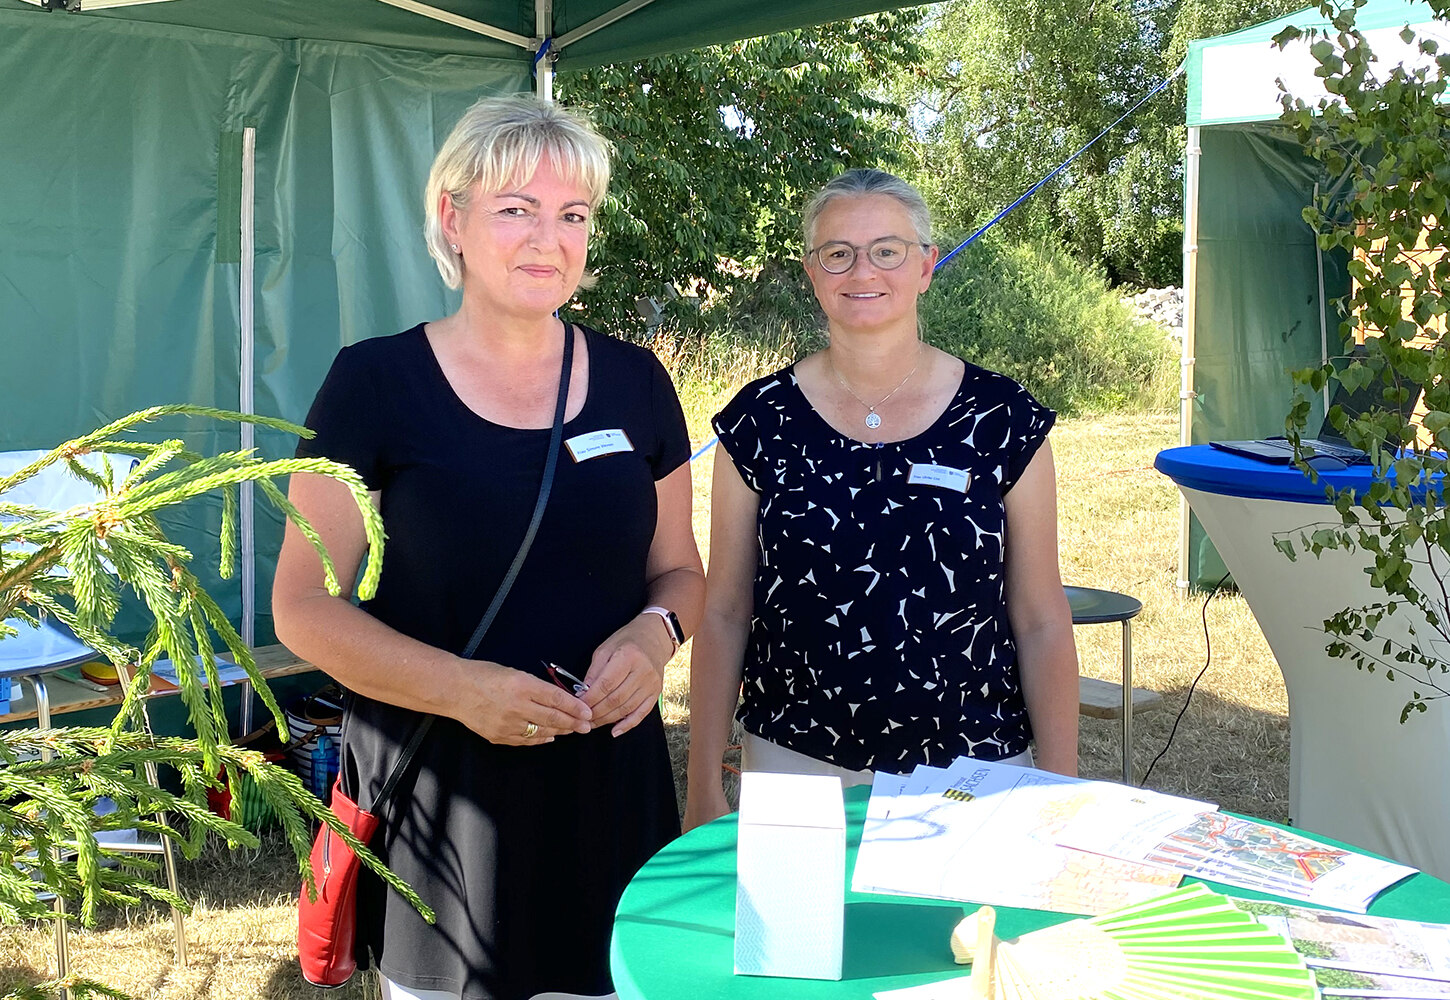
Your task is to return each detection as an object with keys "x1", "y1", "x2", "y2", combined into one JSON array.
[{"x1": 424, "y1": 95, "x2": 612, "y2": 290}]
